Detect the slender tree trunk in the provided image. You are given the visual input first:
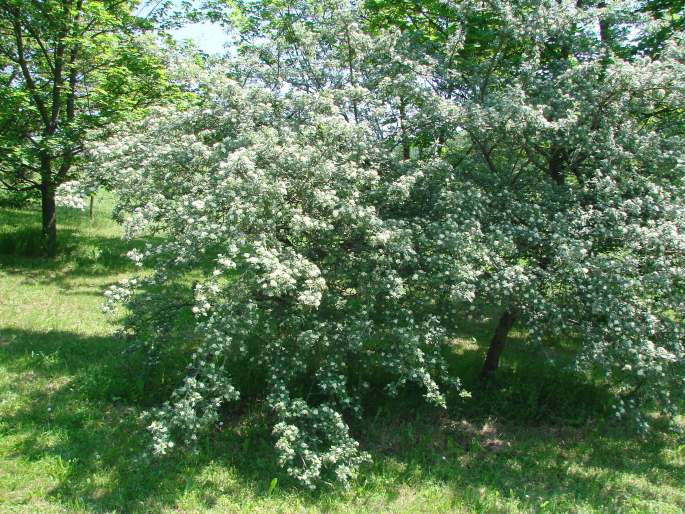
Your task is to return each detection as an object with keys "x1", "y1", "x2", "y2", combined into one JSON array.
[
  {"x1": 596, "y1": 1, "x2": 611, "y2": 44},
  {"x1": 344, "y1": 25, "x2": 359, "y2": 123},
  {"x1": 399, "y1": 97, "x2": 410, "y2": 160},
  {"x1": 41, "y1": 182, "x2": 57, "y2": 257},
  {"x1": 548, "y1": 145, "x2": 566, "y2": 186},
  {"x1": 480, "y1": 310, "x2": 516, "y2": 380},
  {"x1": 89, "y1": 193, "x2": 94, "y2": 220}
]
